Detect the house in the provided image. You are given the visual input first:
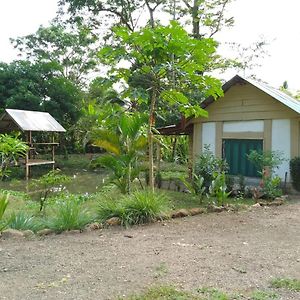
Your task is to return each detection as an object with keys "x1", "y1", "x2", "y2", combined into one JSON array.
[{"x1": 172, "y1": 75, "x2": 300, "y2": 182}]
